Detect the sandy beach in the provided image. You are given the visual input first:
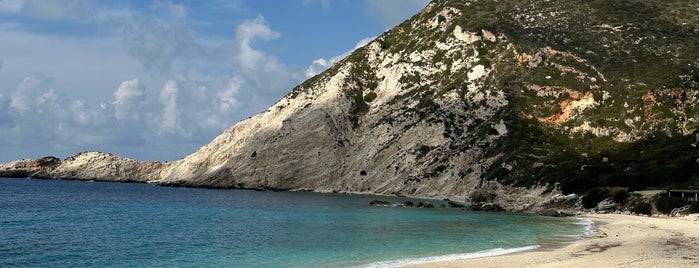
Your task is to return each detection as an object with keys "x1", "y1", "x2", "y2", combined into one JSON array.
[{"x1": 405, "y1": 213, "x2": 699, "y2": 268}]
